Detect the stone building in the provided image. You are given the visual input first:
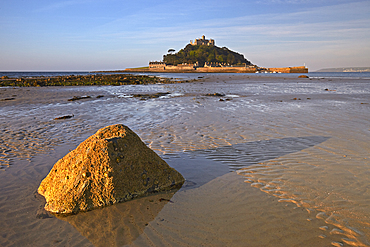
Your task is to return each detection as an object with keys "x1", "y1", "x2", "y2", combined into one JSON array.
[
  {"x1": 149, "y1": 61, "x2": 166, "y2": 69},
  {"x1": 190, "y1": 35, "x2": 215, "y2": 46}
]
